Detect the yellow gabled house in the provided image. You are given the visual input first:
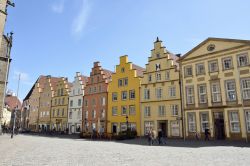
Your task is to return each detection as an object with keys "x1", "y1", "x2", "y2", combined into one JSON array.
[{"x1": 107, "y1": 55, "x2": 144, "y2": 136}]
